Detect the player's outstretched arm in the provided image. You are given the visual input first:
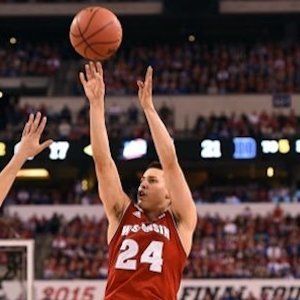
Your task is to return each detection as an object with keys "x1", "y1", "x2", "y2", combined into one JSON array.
[
  {"x1": 80, "y1": 62, "x2": 130, "y2": 222},
  {"x1": 0, "y1": 112, "x2": 52, "y2": 207},
  {"x1": 137, "y1": 67, "x2": 197, "y2": 231}
]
